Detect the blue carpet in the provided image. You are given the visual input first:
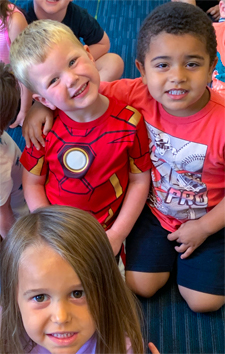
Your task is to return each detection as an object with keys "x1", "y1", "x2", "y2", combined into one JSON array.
[{"x1": 8, "y1": 1, "x2": 225, "y2": 353}]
